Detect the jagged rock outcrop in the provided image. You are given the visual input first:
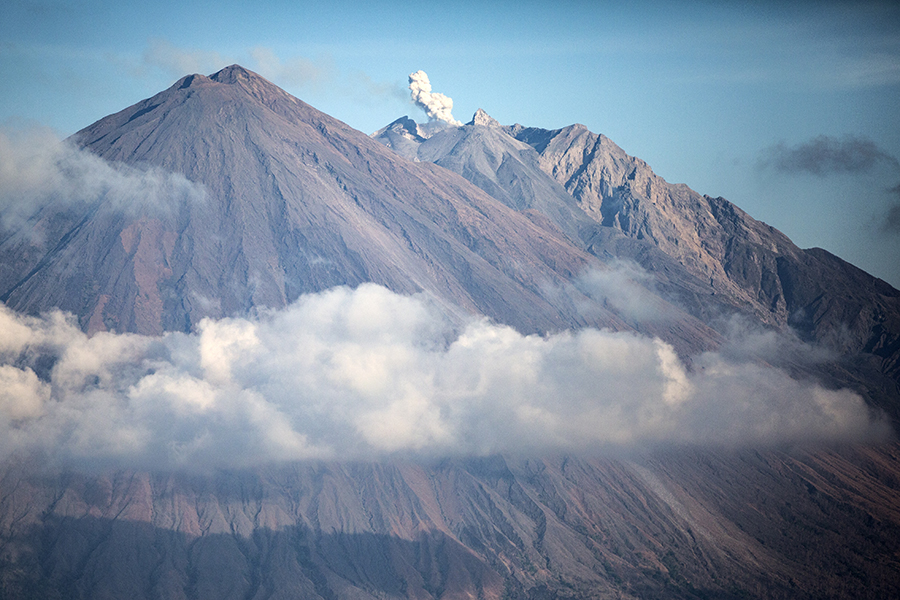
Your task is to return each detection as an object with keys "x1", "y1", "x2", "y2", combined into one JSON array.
[
  {"x1": 508, "y1": 123, "x2": 900, "y2": 371},
  {"x1": 468, "y1": 108, "x2": 500, "y2": 128},
  {"x1": 371, "y1": 116, "x2": 427, "y2": 160}
]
